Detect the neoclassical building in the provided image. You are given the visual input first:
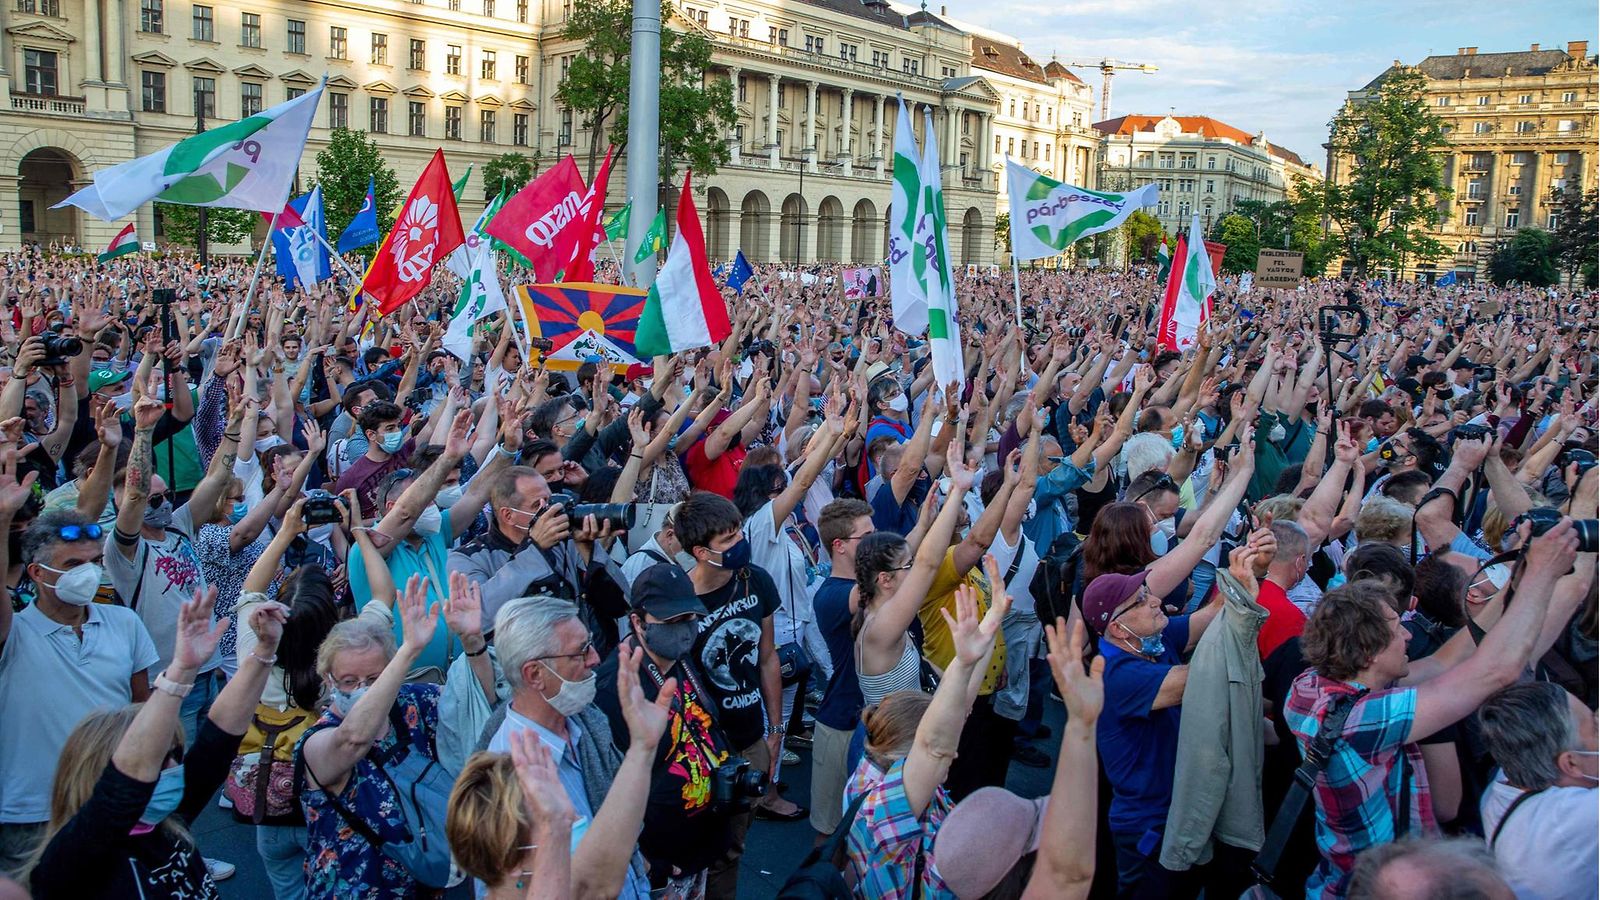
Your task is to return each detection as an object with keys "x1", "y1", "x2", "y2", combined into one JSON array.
[{"x1": 0, "y1": 0, "x2": 1028, "y2": 264}]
